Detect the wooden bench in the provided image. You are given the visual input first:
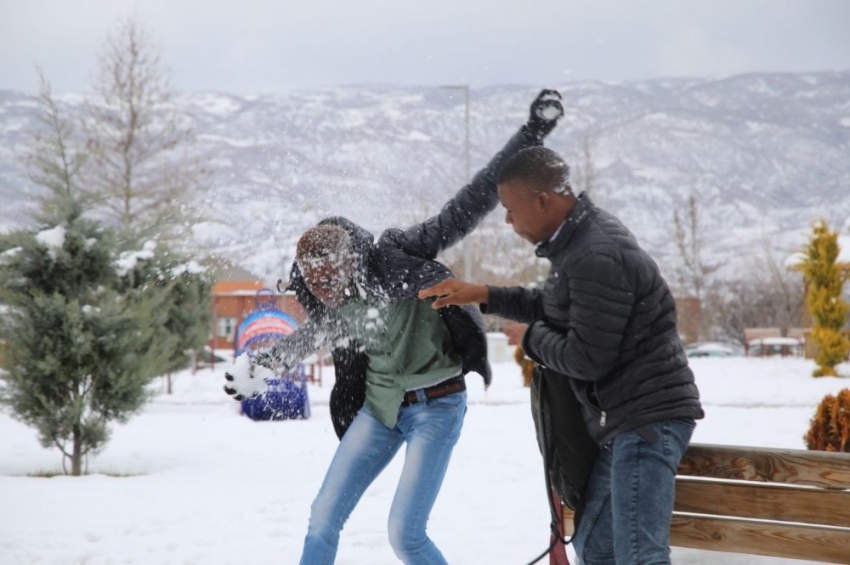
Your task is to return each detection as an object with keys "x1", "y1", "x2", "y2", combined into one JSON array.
[{"x1": 560, "y1": 443, "x2": 850, "y2": 563}]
